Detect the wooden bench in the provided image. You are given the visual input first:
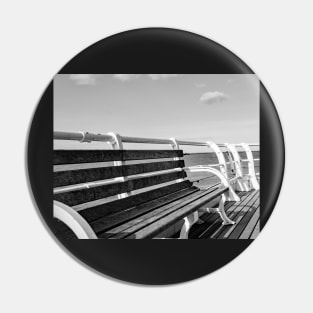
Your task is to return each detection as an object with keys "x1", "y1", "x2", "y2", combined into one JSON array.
[{"x1": 53, "y1": 149, "x2": 240, "y2": 239}]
